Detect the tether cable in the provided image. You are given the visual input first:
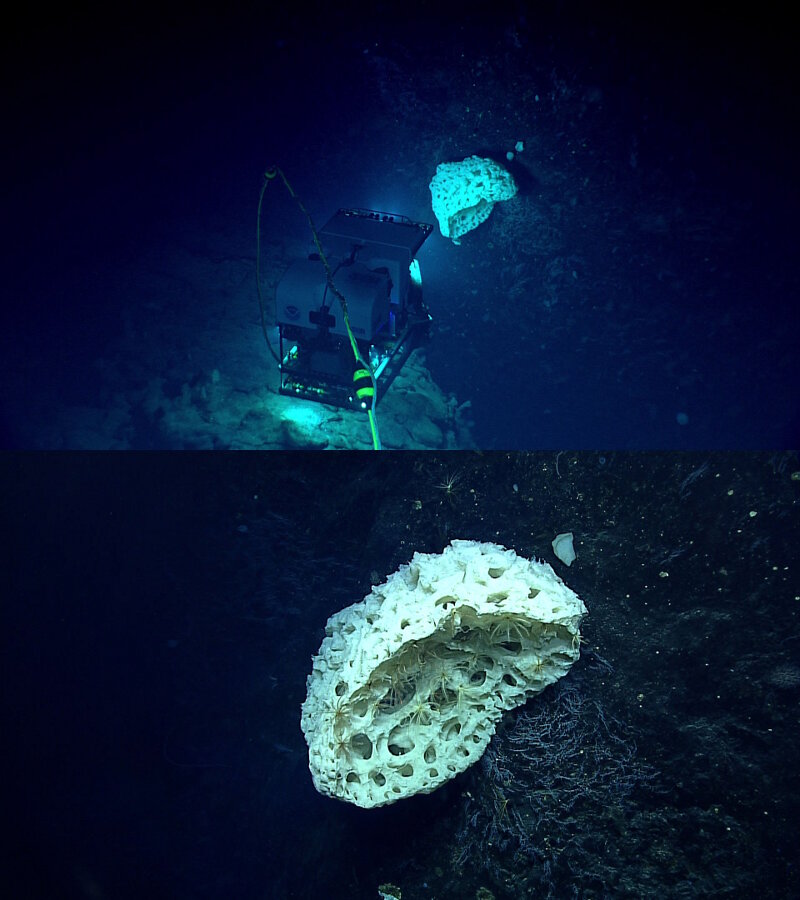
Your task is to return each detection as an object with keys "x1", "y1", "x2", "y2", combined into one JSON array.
[{"x1": 257, "y1": 166, "x2": 381, "y2": 449}]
